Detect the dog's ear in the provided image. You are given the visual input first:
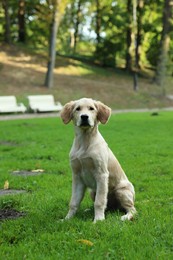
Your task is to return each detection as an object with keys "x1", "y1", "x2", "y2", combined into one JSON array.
[
  {"x1": 96, "y1": 101, "x2": 111, "y2": 124},
  {"x1": 60, "y1": 101, "x2": 75, "y2": 124}
]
